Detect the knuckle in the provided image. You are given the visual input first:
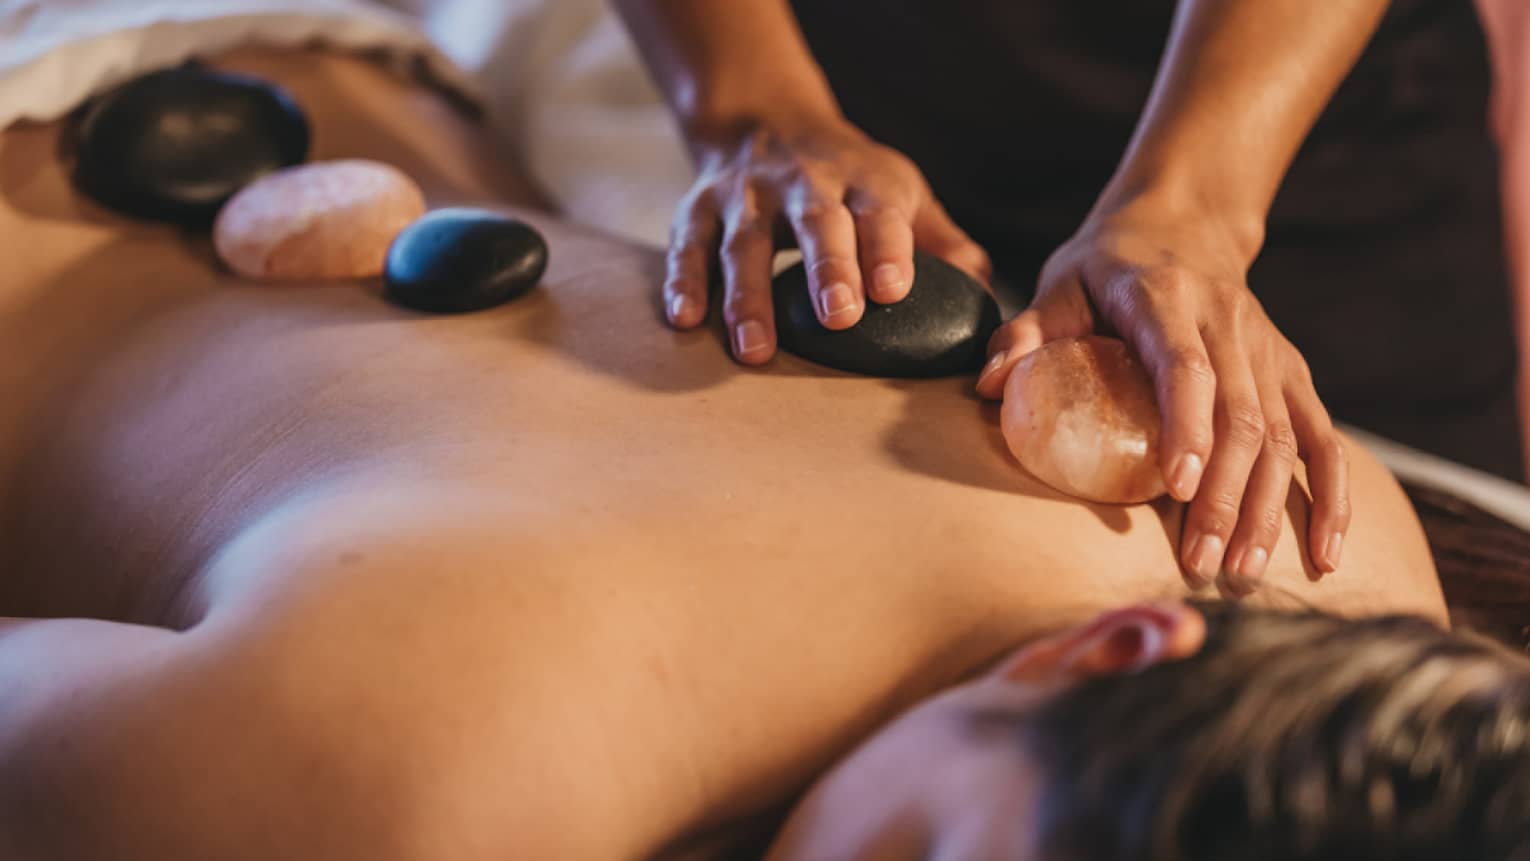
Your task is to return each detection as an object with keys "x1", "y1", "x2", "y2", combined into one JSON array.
[
  {"x1": 1250, "y1": 506, "x2": 1284, "y2": 542},
  {"x1": 1264, "y1": 422, "x2": 1300, "y2": 461},
  {"x1": 791, "y1": 200, "x2": 844, "y2": 234},
  {"x1": 1203, "y1": 488, "x2": 1245, "y2": 523},
  {"x1": 1331, "y1": 493, "x2": 1354, "y2": 526},
  {"x1": 851, "y1": 201, "x2": 908, "y2": 225},
  {"x1": 867, "y1": 147, "x2": 919, "y2": 185},
  {"x1": 731, "y1": 173, "x2": 775, "y2": 209},
  {"x1": 1222, "y1": 403, "x2": 1267, "y2": 447},
  {"x1": 1143, "y1": 268, "x2": 1193, "y2": 301},
  {"x1": 1334, "y1": 486, "x2": 1358, "y2": 519},
  {"x1": 1195, "y1": 510, "x2": 1234, "y2": 539},
  {"x1": 781, "y1": 147, "x2": 824, "y2": 176},
  {"x1": 1319, "y1": 434, "x2": 1347, "y2": 467},
  {"x1": 1284, "y1": 345, "x2": 1315, "y2": 385},
  {"x1": 721, "y1": 289, "x2": 760, "y2": 322},
  {"x1": 848, "y1": 169, "x2": 918, "y2": 217},
  {"x1": 883, "y1": 148, "x2": 919, "y2": 177},
  {"x1": 1213, "y1": 299, "x2": 1254, "y2": 338},
  {"x1": 807, "y1": 255, "x2": 855, "y2": 280},
  {"x1": 721, "y1": 221, "x2": 769, "y2": 256},
  {"x1": 935, "y1": 243, "x2": 992, "y2": 282},
  {"x1": 773, "y1": 159, "x2": 833, "y2": 197},
  {"x1": 968, "y1": 246, "x2": 994, "y2": 277},
  {"x1": 1214, "y1": 281, "x2": 1250, "y2": 313},
  {"x1": 1167, "y1": 347, "x2": 1214, "y2": 382}
]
